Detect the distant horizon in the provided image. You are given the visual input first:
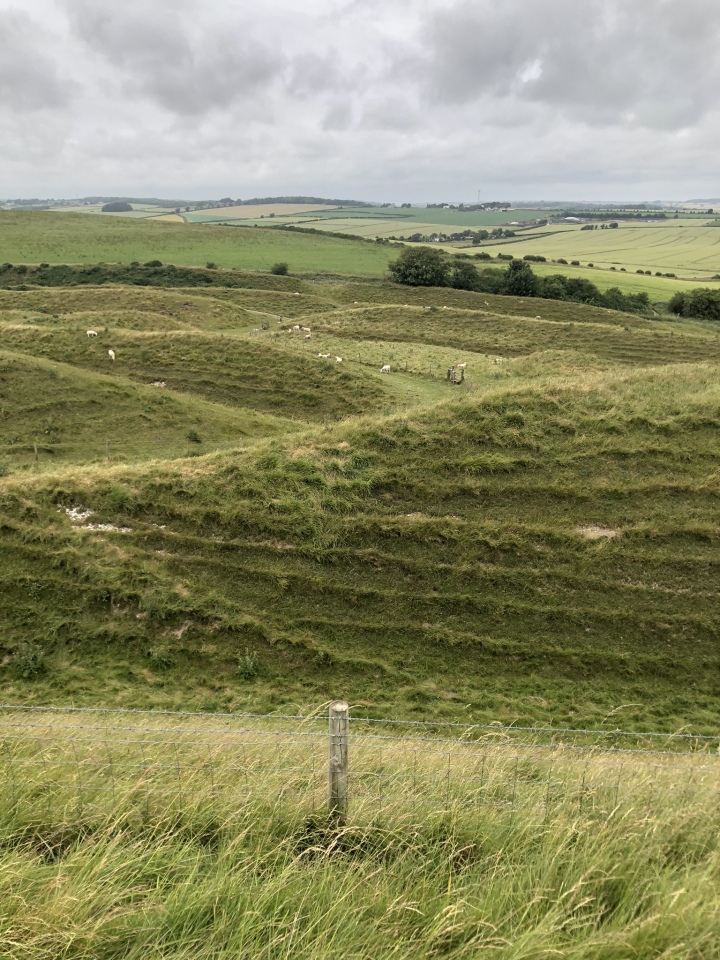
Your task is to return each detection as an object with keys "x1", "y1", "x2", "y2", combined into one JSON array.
[{"x1": 2, "y1": 195, "x2": 719, "y2": 208}]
